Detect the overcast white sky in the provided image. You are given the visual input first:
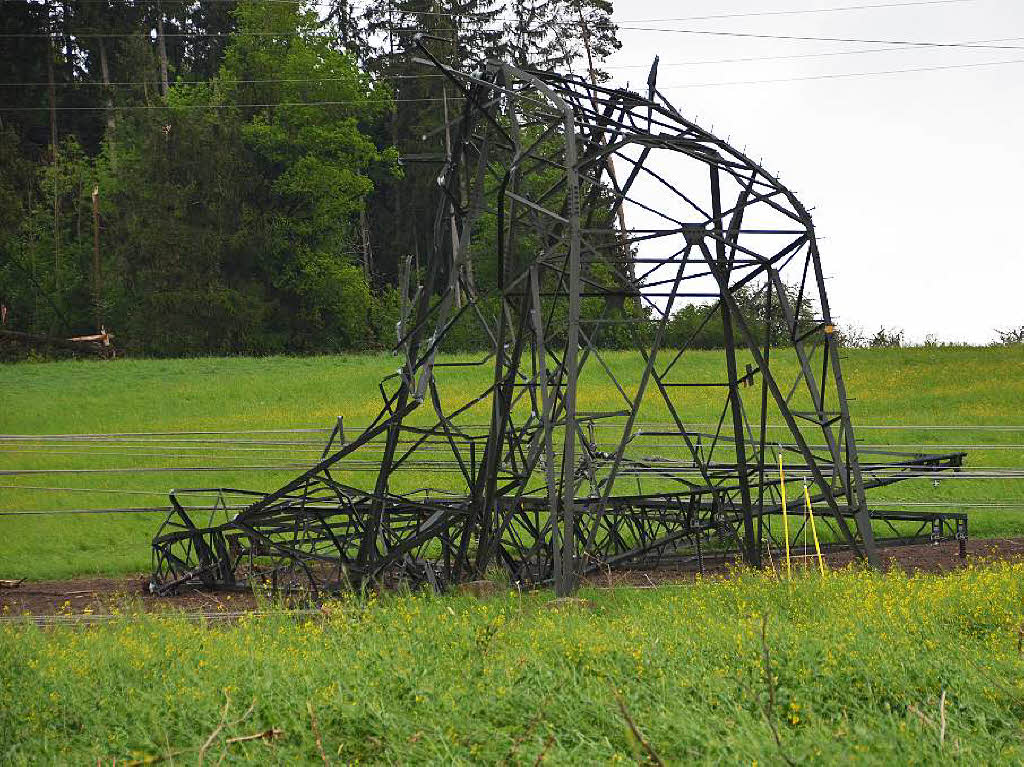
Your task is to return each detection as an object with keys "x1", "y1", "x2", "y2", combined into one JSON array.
[{"x1": 600, "y1": 0, "x2": 1024, "y2": 343}]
